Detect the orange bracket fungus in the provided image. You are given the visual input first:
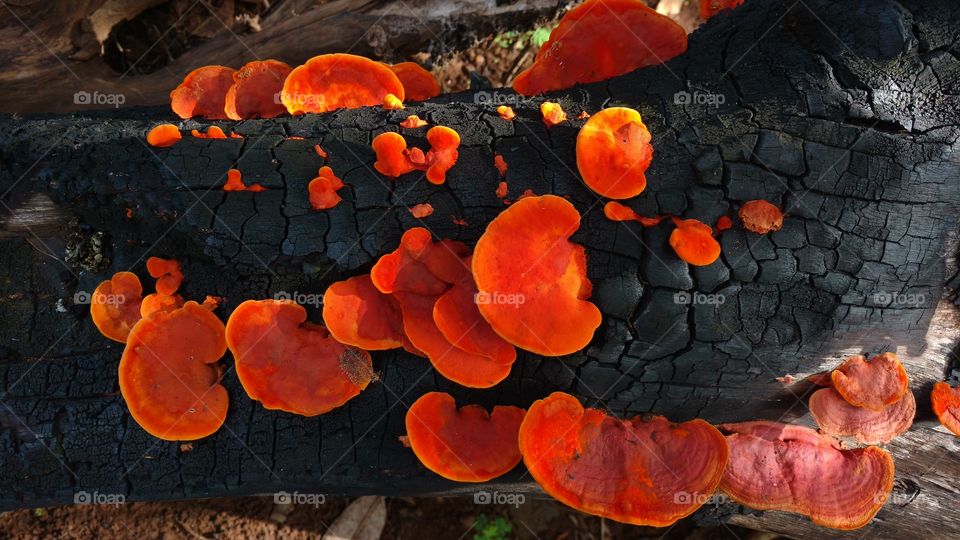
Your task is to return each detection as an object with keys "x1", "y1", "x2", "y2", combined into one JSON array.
[
  {"x1": 226, "y1": 299, "x2": 374, "y2": 416},
  {"x1": 496, "y1": 105, "x2": 516, "y2": 121},
  {"x1": 931, "y1": 382, "x2": 960, "y2": 435},
  {"x1": 90, "y1": 271, "x2": 144, "y2": 343},
  {"x1": 146, "y1": 256, "x2": 184, "y2": 296},
  {"x1": 308, "y1": 166, "x2": 345, "y2": 210},
  {"x1": 512, "y1": 0, "x2": 687, "y2": 95},
  {"x1": 409, "y1": 203, "x2": 434, "y2": 218},
  {"x1": 400, "y1": 115, "x2": 428, "y2": 129},
  {"x1": 540, "y1": 102, "x2": 567, "y2": 127},
  {"x1": 370, "y1": 227, "x2": 469, "y2": 296},
  {"x1": 809, "y1": 387, "x2": 915, "y2": 444},
  {"x1": 423, "y1": 126, "x2": 460, "y2": 184},
  {"x1": 603, "y1": 201, "x2": 662, "y2": 227},
  {"x1": 519, "y1": 392, "x2": 728, "y2": 526},
  {"x1": 170, "y1": 65, "x2": 236, "y2": 120},
  {"x1": 223, "y1": 168, "x2": 267, "y2": 192},
  {"x1": 119, "y1": 301, "x2": 228, "y2": 440},
  {"x1": 831, "y1": 353, "x2": 909, "y2": 410},
  {"x1": 576, "y1": 107, "x2": 653, "y2": 199},
  {"x1": 389, "y1": 62, "x2": 441, "y2": 102},
  {"x1": 281, "y1": 53, "x2": 405, "y2": 115},
  {"x1": 719, "y1": 421, "x2": 894, "y2": 530},
  {"x1": 372, "y1": 132, "x2": 419, "y2": 177},
  {"x1": 146, "y1": 124, "x2": 182, "y2": 147},
  {"x1": 670, "y1": 217, "x2": 721, "y2": 266},
  {"x1": 715, "y1": 215, "x2": 733, "y2": 231},
  {"x1": 322, "y1": 274, "x2": 405, "y2": 350},
  {"x1": 700, "y1": 0, "x2": 745, "y2": 19},
  {"x1": 472, "y1": 195, "x2": 601, "y2": 356},
  {"x1": 405, "y1": 392, "x2": 525, "y2": 482},
  {"x1": 191, "y1": 126, "x2": 227, "y2": 139},
  {"x1": 224, "y1": 59, "x2": 292, "y2": 120},
  {"x1": 738, "y1": 199, "x2": 784, "y2": 234}
]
